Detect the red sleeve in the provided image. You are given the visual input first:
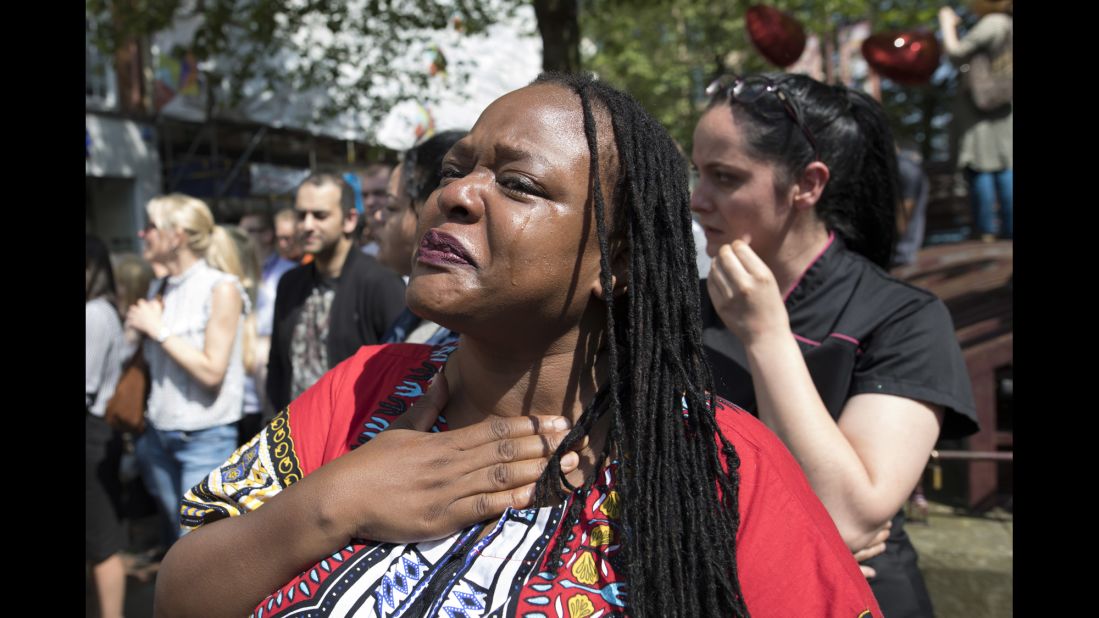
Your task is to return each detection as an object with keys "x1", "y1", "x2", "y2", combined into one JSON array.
[{"x1": 714, "y1": 399, "x2": 882, "y2": 618}]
